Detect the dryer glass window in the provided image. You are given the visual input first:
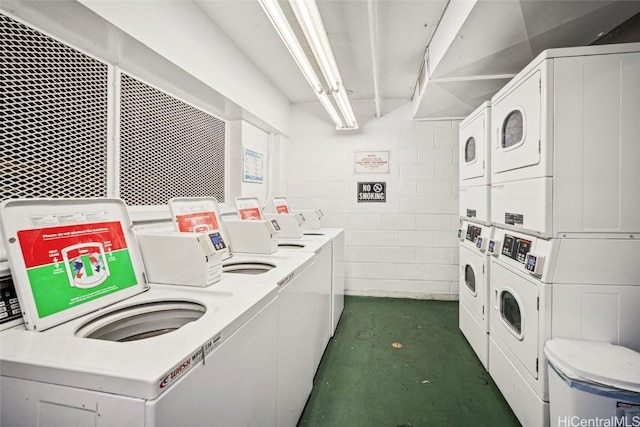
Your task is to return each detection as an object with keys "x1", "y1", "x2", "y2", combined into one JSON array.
[
  {"x1": 464, "y1": 265, "x2": 476, "y2": 294},
  {"x1": 464, "y1": 137, "x2": 476, "y2": 162},
  {"x1": 500, "y1": 291, "x2": 522, "y2": 336},
  {"x1": 502, "y1": 110, "x2": 523, "y2": 148}
]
